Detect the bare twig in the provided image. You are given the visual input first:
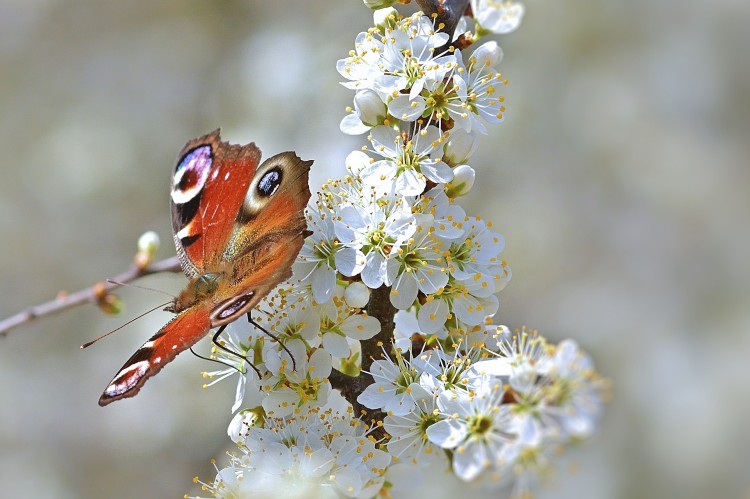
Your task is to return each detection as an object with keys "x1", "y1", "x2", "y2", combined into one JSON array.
[{"x1": 0, "y1": 256, "x2": 182, "y2": 338}]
